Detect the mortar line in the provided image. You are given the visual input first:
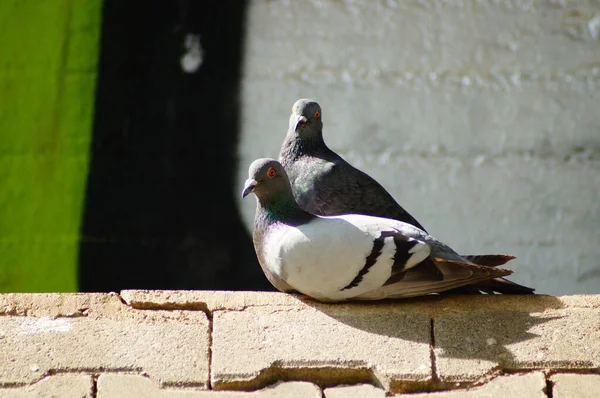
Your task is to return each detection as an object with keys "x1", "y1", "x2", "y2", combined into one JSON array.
[
  {"x1": 91, "y1": 373, "x2": 99, "y2": 398},
  {"x1": 545, "y1": 373, "x2": 554, "y2": 398},
  {"x1": 430, "y1": 317, "x2": 439, "y2": 386},
  {"x1": 207, "y1": 310, "x2": 214, "y2": 390}
]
